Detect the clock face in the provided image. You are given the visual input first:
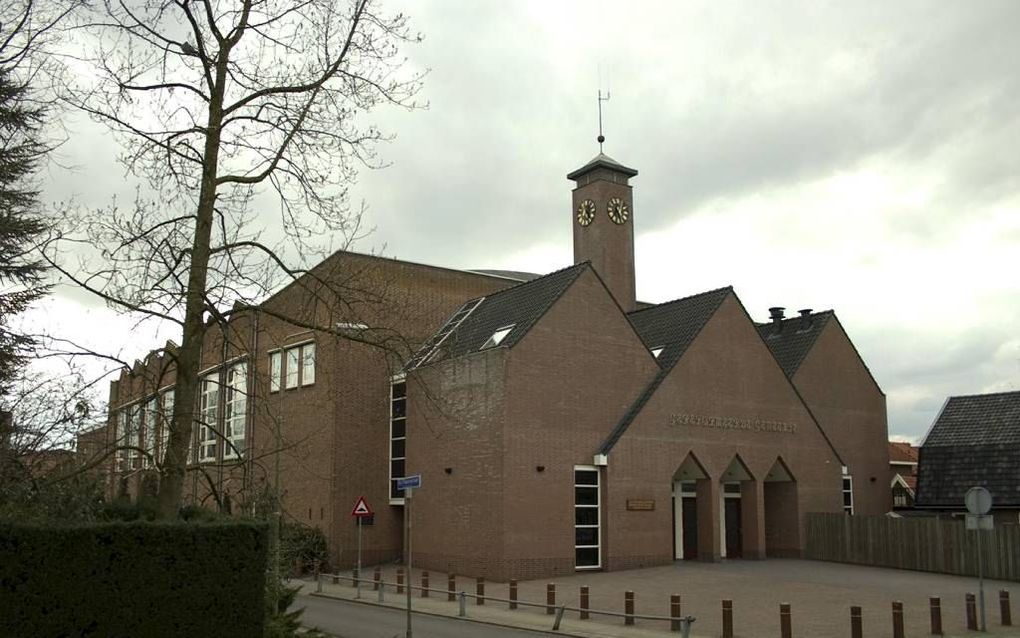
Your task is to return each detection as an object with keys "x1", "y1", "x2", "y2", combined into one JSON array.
[
  {"x1": 576, "y1": 199, "x2": 596, "y2": 226},
  {"x1": 607, "y1": 197, "x2": 629, "y2": 224}
]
